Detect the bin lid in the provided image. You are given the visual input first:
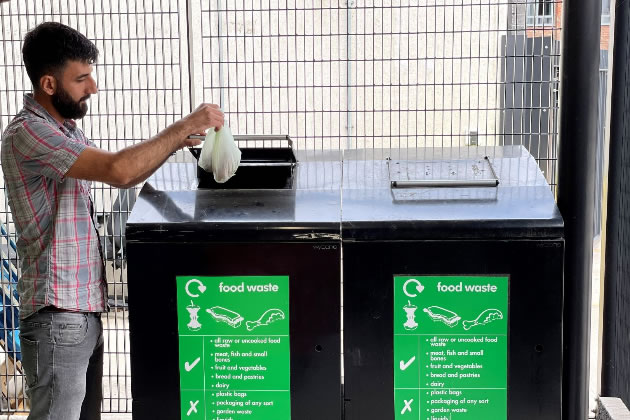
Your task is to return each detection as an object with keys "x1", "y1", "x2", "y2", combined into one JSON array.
[
  {"x1": 126, "y1": 149, "x2": 342, "y2": 242},
  {"x1": 341, "y1": 145, "x2": 563, "y2": 241}
]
